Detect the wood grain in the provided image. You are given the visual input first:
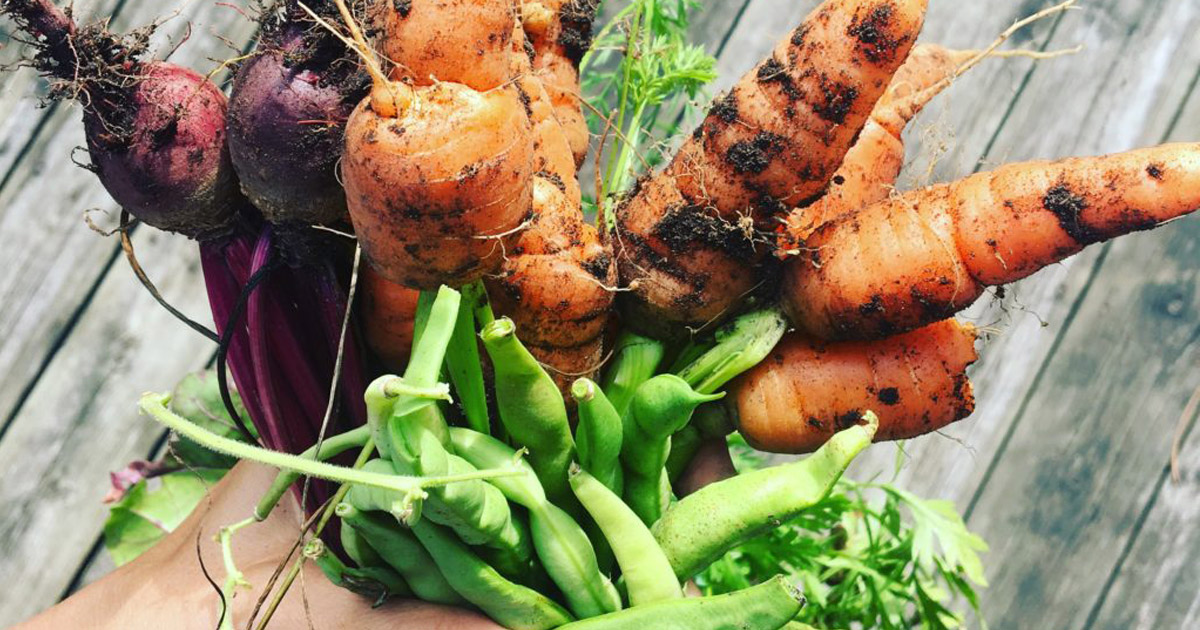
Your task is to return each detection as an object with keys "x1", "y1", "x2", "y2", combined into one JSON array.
[{"x1": 0, "y1": 0, "x2": 256, "y2": 624}]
